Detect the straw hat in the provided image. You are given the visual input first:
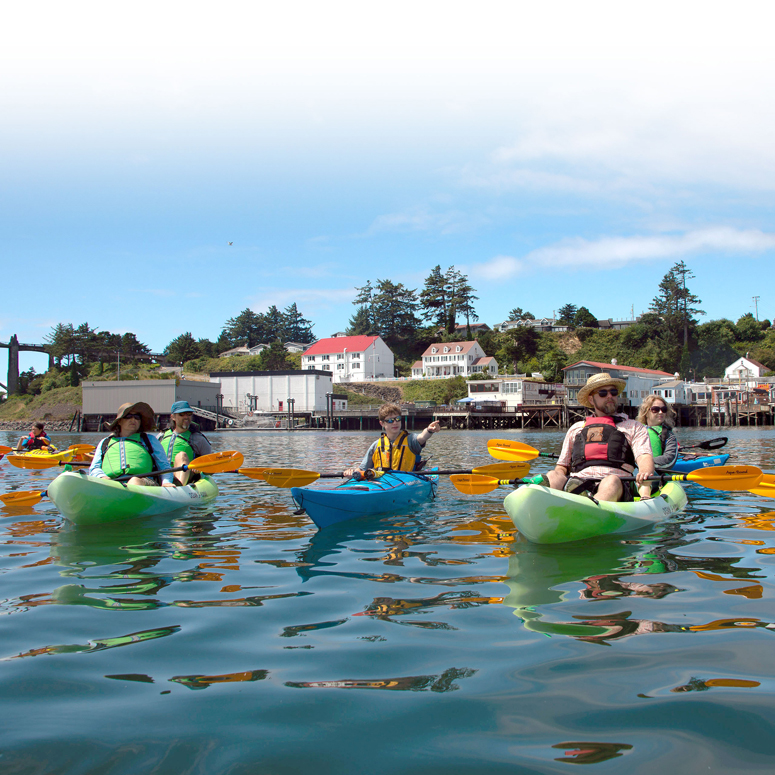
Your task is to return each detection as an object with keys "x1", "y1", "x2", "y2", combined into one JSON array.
[
  {"x1": 108, "y1": 402, "x2": 156, "y2": 432},
  {"x1": 577, "y1": 373, "x2": 627, "y2": 409}
]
